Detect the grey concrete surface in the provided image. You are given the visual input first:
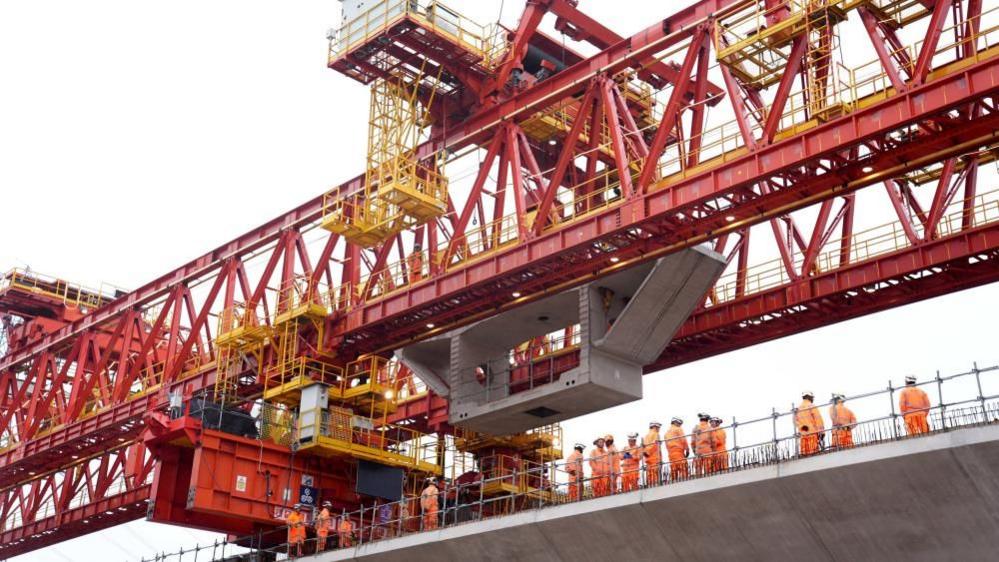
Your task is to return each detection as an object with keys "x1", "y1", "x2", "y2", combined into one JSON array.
[
  {"x1": 312, "y1": 423, "x2": 999, "y2": 561},
  {"x1": 396, "y1": 246, "x2": 725, "y2": 435}
]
